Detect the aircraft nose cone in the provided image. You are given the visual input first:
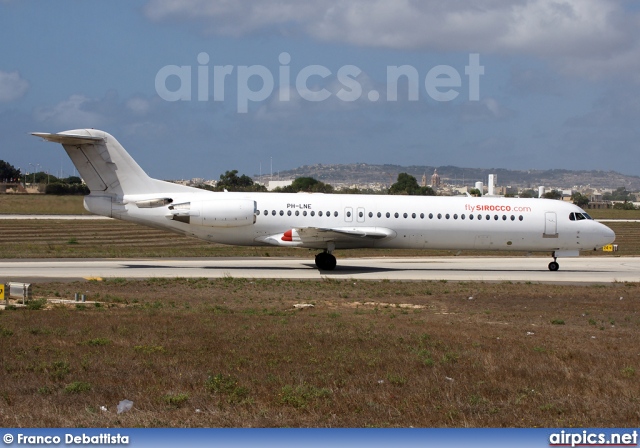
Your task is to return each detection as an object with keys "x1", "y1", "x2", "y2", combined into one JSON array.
[{"x1": 600, "y1": 224, "x2": 616, "y2": 246}]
